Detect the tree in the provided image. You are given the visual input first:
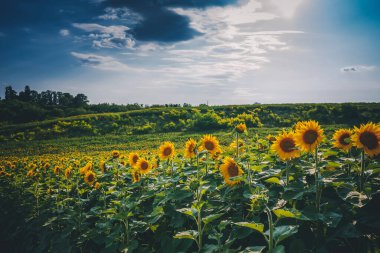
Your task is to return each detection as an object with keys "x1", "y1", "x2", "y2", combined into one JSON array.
[
  {"x1": 5, "y1": 86, "x2": 17, "y2": 100},
  {"x1": 73, "y1": 94, "x2": 89, "y2": 107},
  {"x1": 18, "y1": 85, "x2": 32, "y2": 102}
]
